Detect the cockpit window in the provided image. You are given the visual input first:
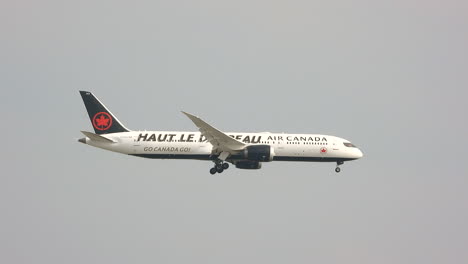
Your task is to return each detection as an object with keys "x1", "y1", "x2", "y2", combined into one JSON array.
[{"x1": 344, "y1": 142, "x2": 357, "y2": 148}]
